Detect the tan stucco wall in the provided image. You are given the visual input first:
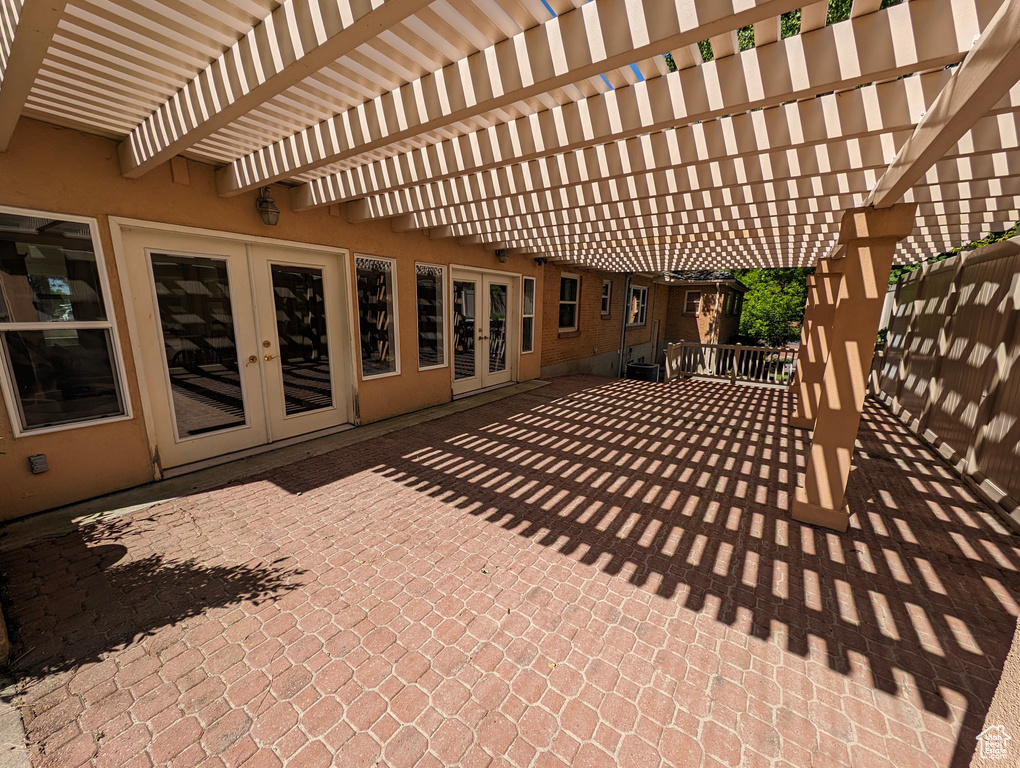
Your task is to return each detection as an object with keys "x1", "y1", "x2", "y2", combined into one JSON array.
[{"x1": 0, "y1": 119, "x2": 543, "y2": 520}]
